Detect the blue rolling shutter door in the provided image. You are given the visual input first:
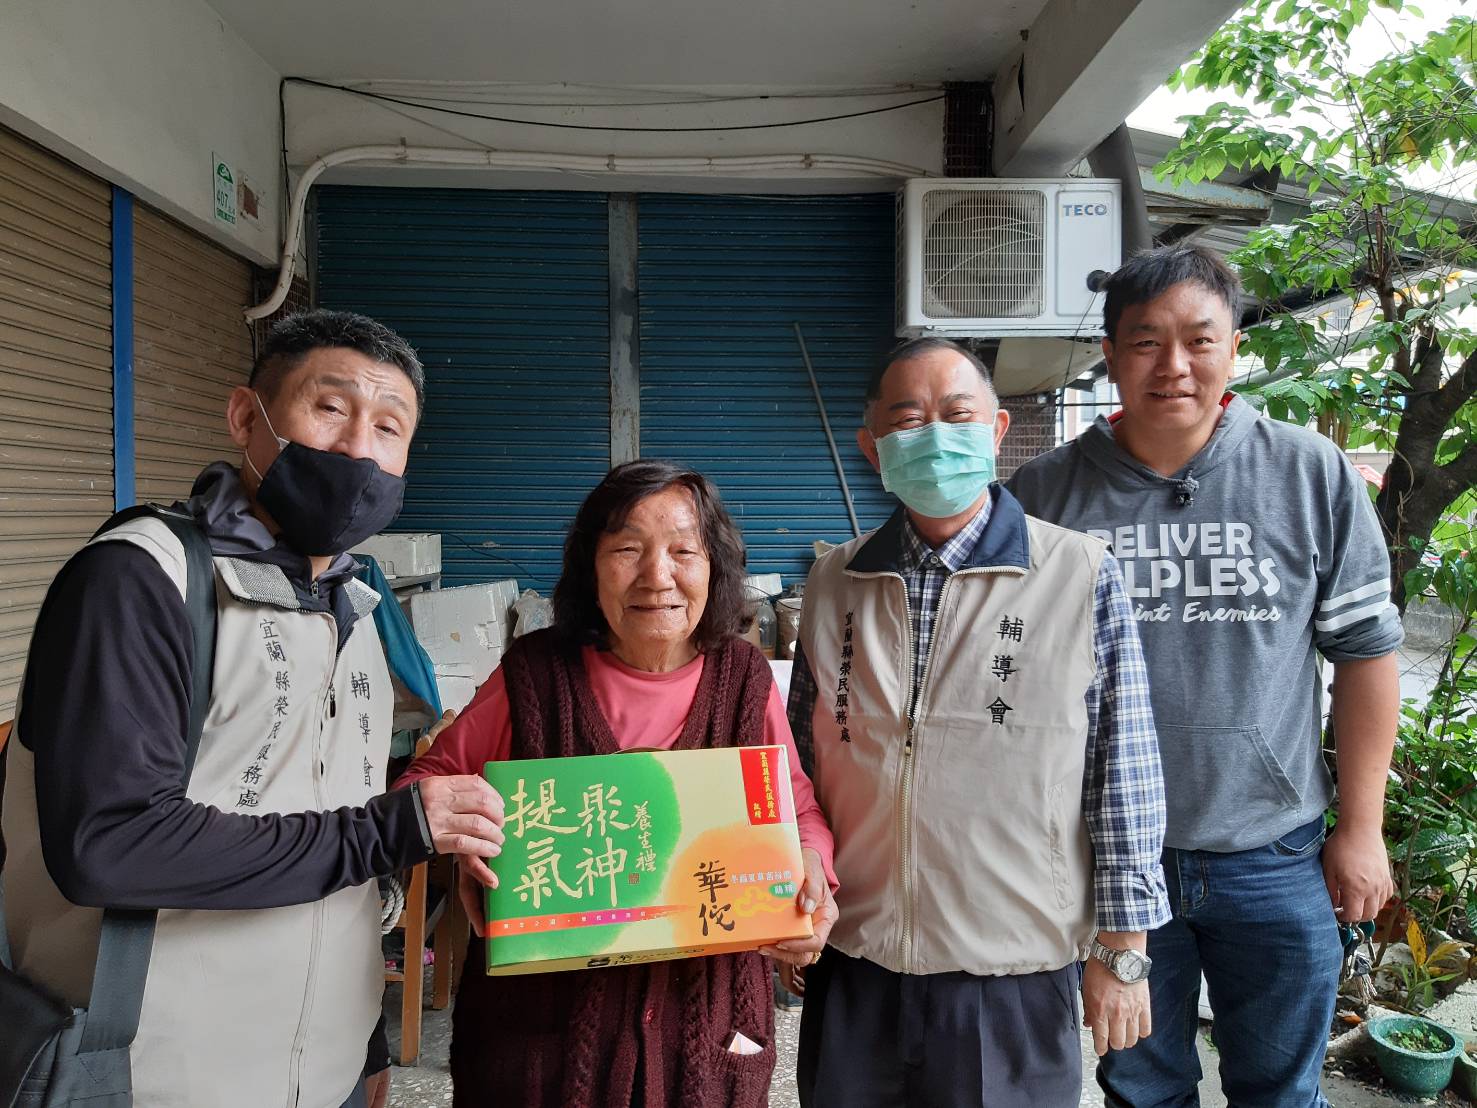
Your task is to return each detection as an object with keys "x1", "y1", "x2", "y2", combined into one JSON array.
[
  {"x1": 638, "y1": 195, "x2": 896, "y2": 583},
  {"x1": 315, "y1": 187, "x2": 609, "y2": 592}
]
